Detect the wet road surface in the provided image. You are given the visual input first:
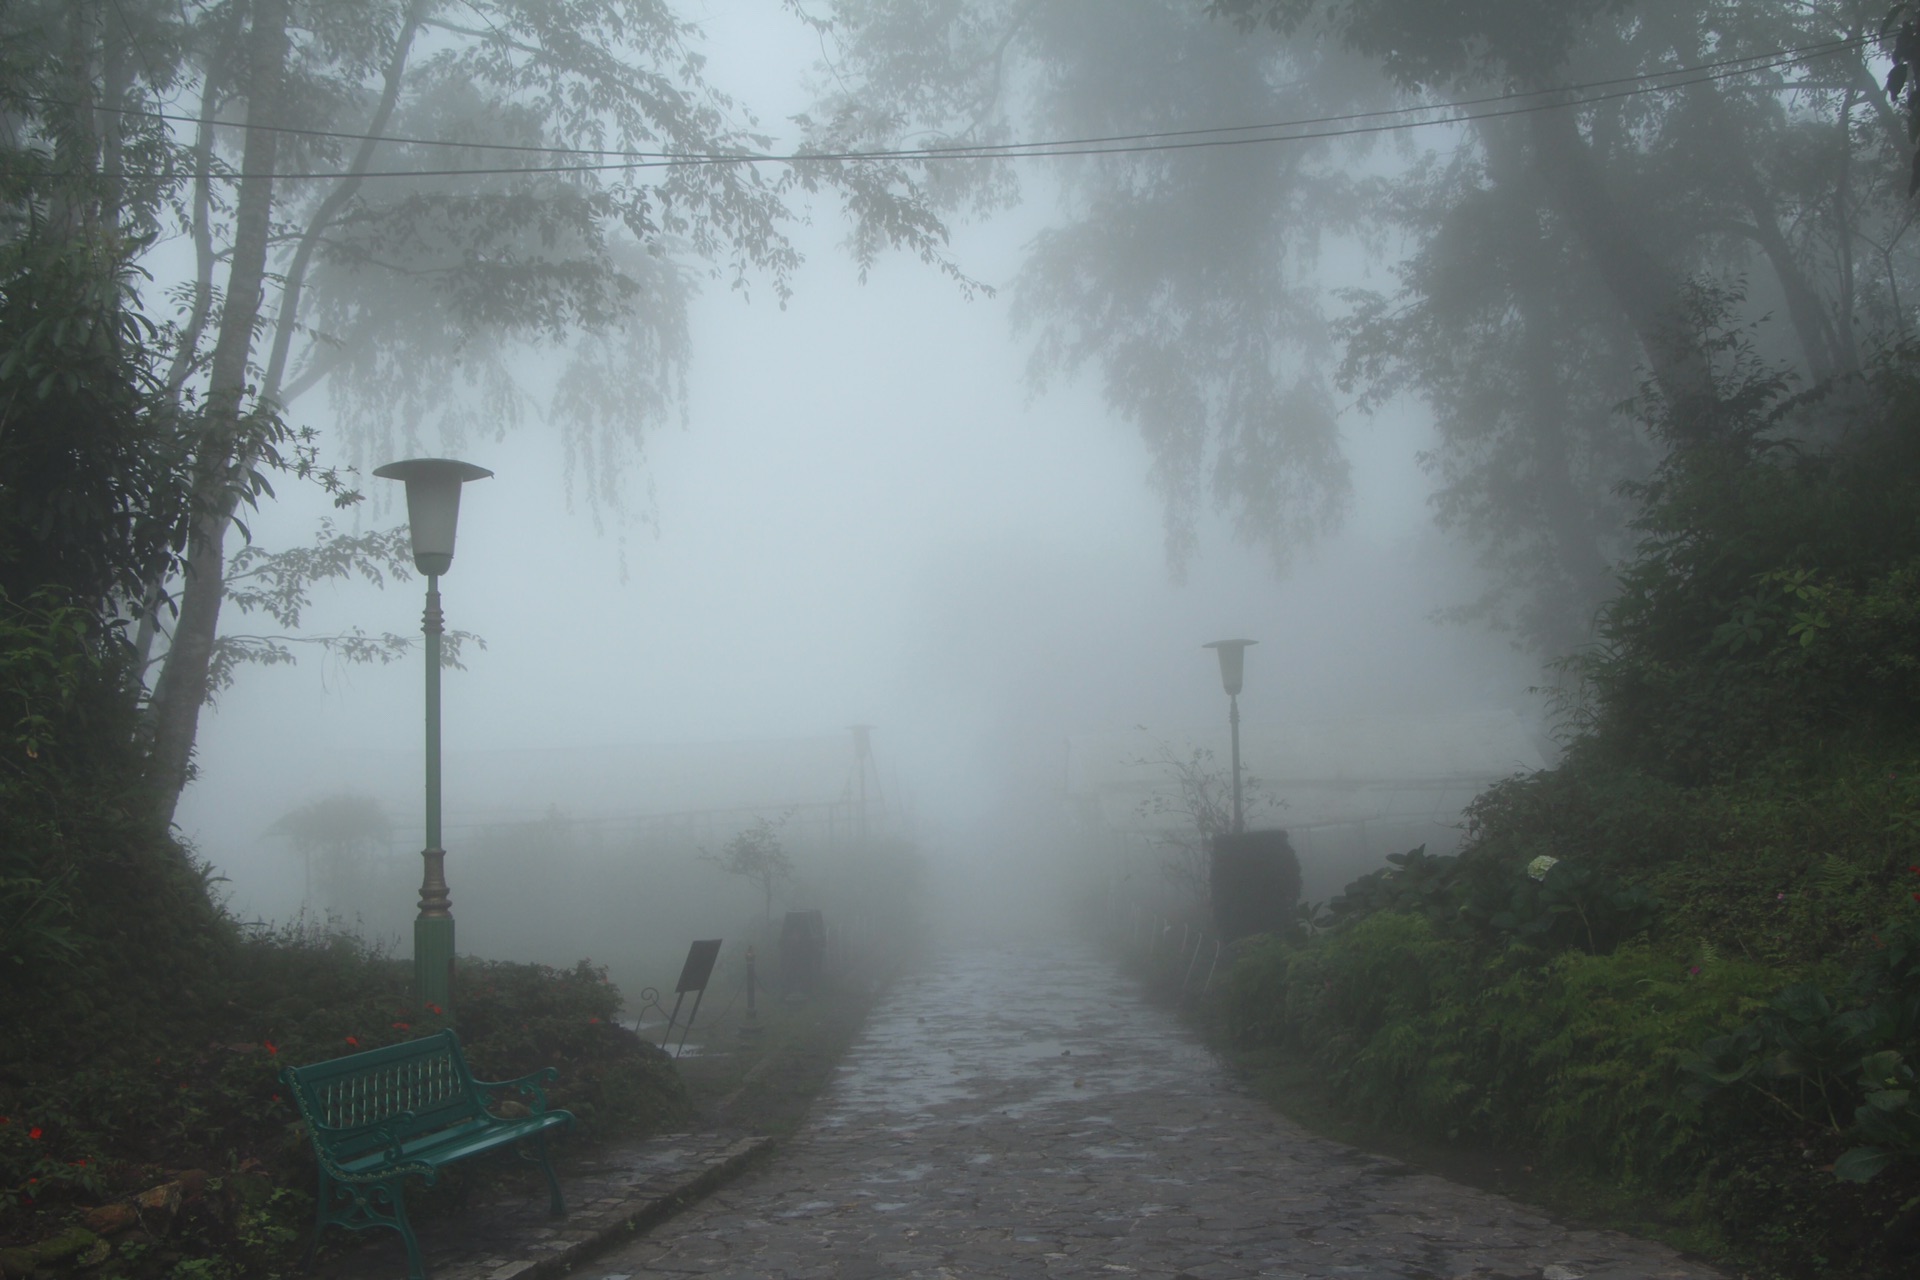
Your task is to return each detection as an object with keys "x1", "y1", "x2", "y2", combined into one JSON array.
[{"x1": 588, "y1": 937, "x2": 1724, "y2": 1279}]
